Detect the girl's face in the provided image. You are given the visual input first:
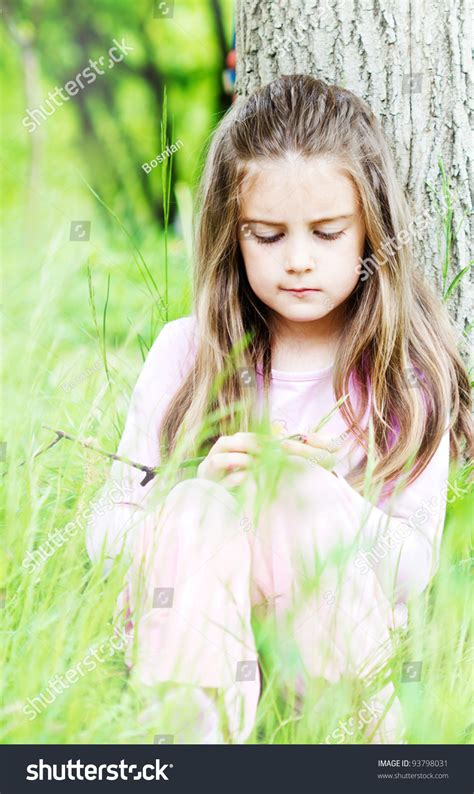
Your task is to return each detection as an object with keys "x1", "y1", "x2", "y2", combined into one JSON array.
[{"x1": 238, "y1": 154, "x2": 365, "y2": 329}]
